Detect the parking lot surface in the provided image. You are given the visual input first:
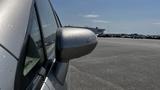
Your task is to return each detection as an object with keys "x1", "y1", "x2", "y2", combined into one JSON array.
[{"x1": 67, "y1": 38, "x2": 160, "y2": 90}]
